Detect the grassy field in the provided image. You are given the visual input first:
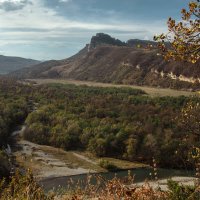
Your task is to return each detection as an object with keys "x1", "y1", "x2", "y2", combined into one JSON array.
[
  {"x1": 74, "y1": 151, "x2": 148, "y2": 170},
  {"x1": 27, "y1": 78, "x2": 196, "y2": 97}
]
